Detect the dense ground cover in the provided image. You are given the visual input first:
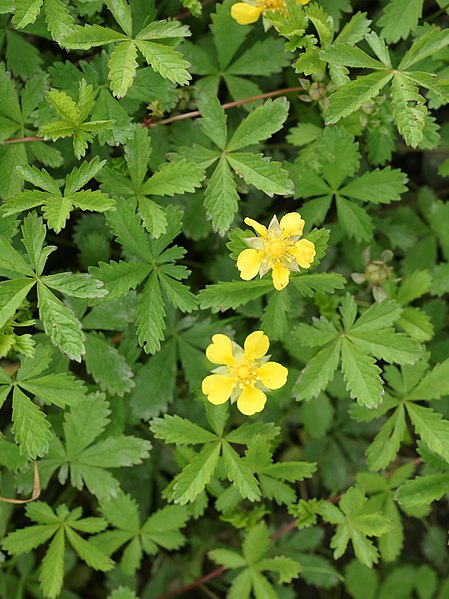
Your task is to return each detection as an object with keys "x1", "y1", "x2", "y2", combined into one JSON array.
[{"x1": 1, "y1": 0, "x2": 449, "y2": 597}]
